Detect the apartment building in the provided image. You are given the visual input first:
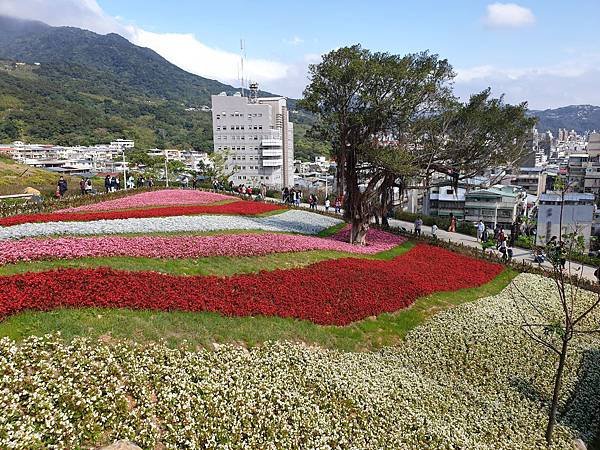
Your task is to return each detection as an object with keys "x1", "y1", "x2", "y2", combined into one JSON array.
[
  {"x1": 536, "y1": 192, "x2": 594, "y2": 249},
  {"x1": 511, "y1": 167, "x2": 547, "y2": 197},
  {"x1": 211, "y1": 91, "x2": 294, "y2": 188},
  {"x1": 464, "y1": 185, "x2": 524, "y2": 230}
]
